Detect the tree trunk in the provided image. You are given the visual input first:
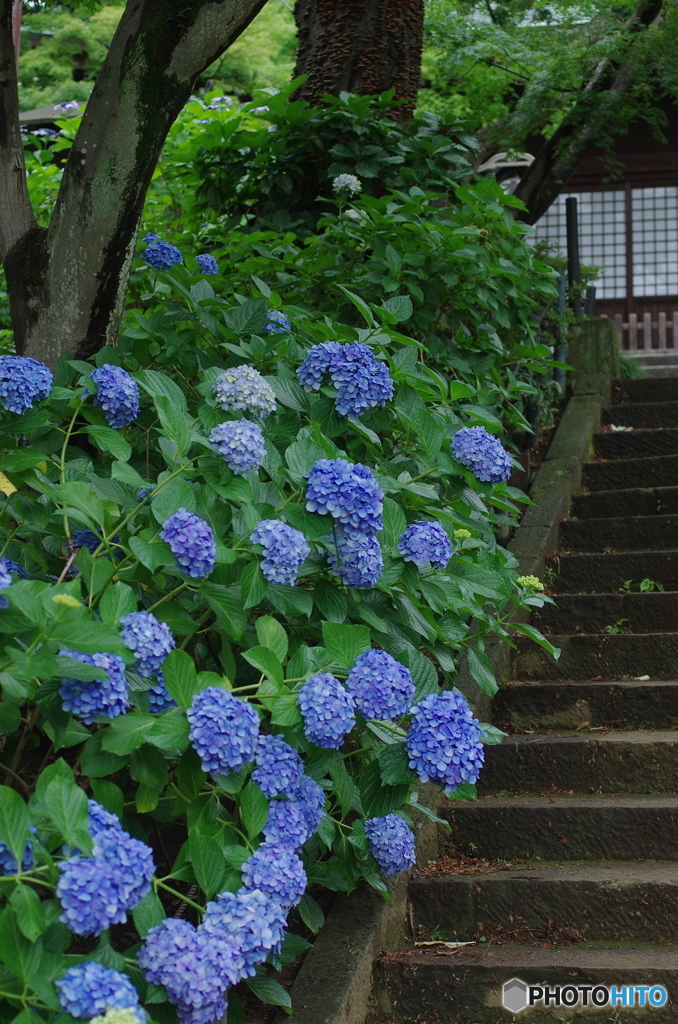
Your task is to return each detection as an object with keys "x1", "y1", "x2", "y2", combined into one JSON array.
[
  {"x1": 512, "y1": 0, "x2": 663, "y2": 224},
  {"x1": 293, "y1": 0, "x2": 423, "y2": 121},
  {"x1": 0, "y1": 0, "x2": 268, "y2": 367}
]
